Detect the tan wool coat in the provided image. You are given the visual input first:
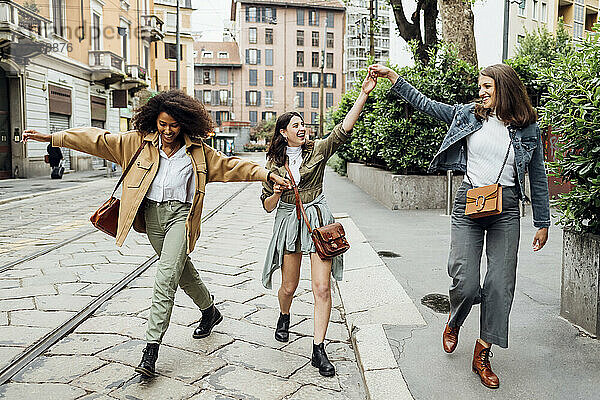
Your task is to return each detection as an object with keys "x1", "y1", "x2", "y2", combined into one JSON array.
[{"x1": 52, "y1": 127, "x2": 269, "y2": 253}]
